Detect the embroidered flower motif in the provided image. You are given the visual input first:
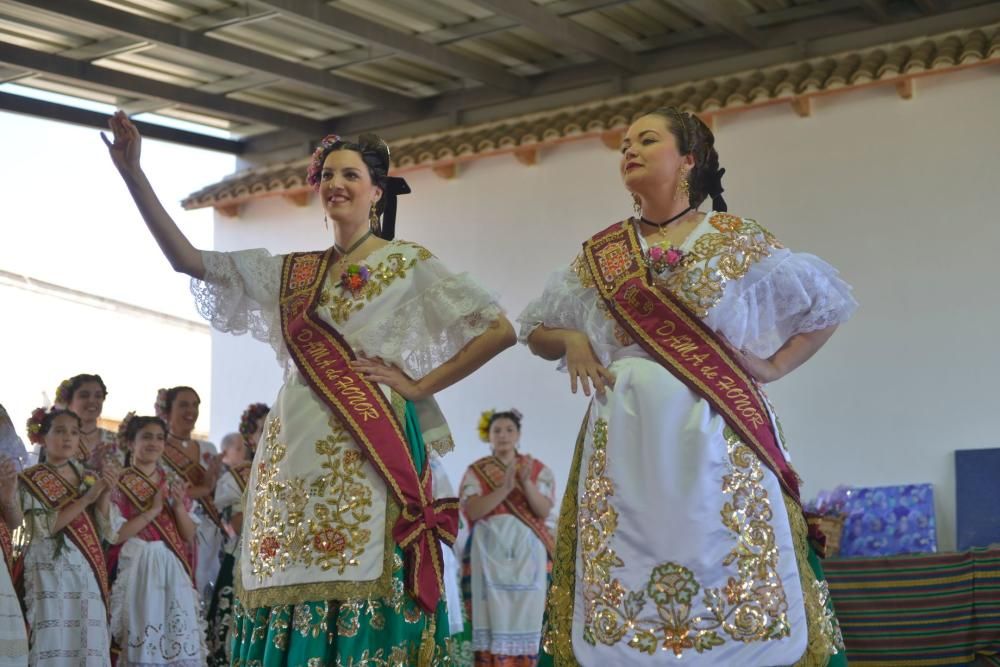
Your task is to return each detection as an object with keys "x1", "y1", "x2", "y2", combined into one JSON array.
[
  {"x1": 313, "y1": 528, "x2": 347, "y2": 555},
  {"x1": 260, "y1": 536, "x2": 280, "y2": 560},
  {"x1": 338, "y1": 264, "x2": 371, "y2": 296}
]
